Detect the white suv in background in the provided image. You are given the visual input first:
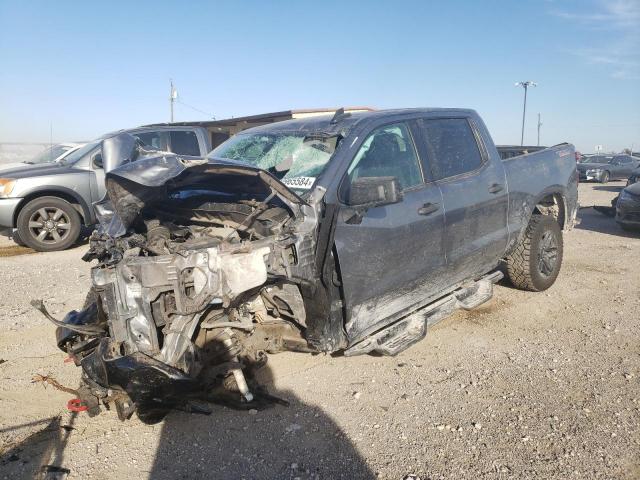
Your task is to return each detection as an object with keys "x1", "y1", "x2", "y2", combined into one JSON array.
[{"x1": 0, "y1": 143, "x2": 84, "y2": 171}]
